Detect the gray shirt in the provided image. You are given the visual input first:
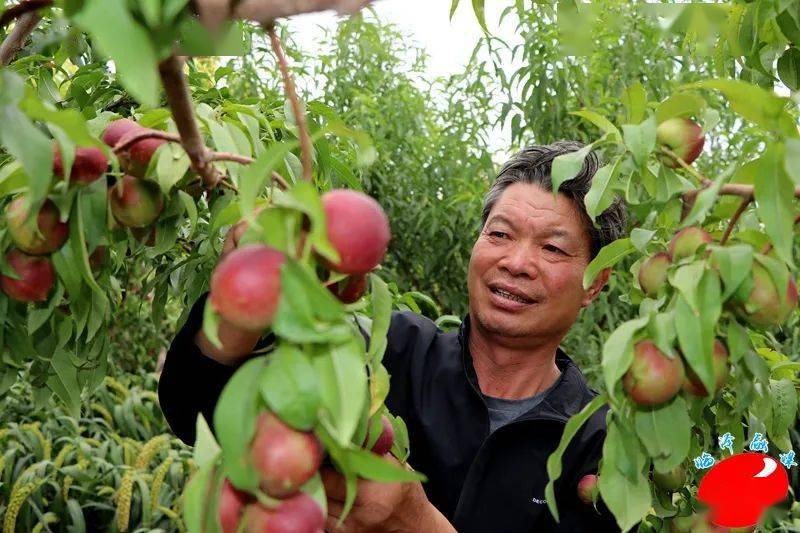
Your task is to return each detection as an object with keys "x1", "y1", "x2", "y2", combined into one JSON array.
[{"x1": 483, "y1": 380, "x2": 558, "y2": 433}]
